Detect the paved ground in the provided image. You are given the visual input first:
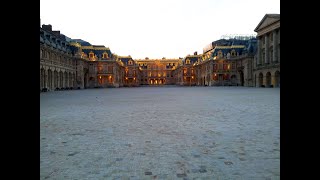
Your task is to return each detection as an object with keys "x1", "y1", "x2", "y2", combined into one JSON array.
[{"x1": 40, "y1": 86, "x2": 280, "y2": 180}]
